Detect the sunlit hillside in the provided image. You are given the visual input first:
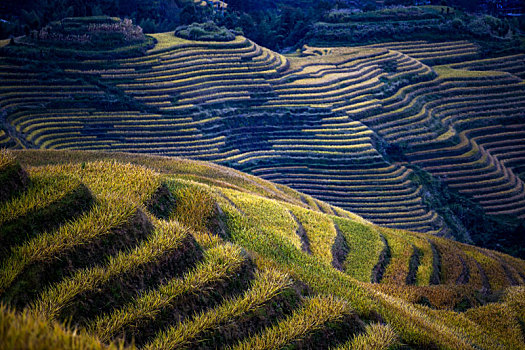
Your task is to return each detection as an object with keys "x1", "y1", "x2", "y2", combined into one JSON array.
[{"x1": 1, "y1": 148, "x2": 525, "y2": 349}]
